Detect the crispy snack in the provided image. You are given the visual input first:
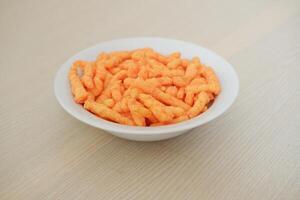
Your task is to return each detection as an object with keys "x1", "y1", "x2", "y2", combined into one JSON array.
[
  {"x1": 147, "y1": 59, "x2": 168, "y2": 76},
  {"x1": 177, "y1": 87, "x2": 185, "y2": 100},
  {"x1": 167, "y1": 59, "x2": 181, "y2": 69},
  {"x1": 151, "y1": 88, "x2": 191, "y2": 110},
  {"x1": 165, "y1": 86, "x2": 178, "y2": 97},
  {"x1": 69, "y1": 48, "x2": 221, "y2": 126},
  {"x1": 181, "y1": 59, "x2": 189, "y2": 68},
  {"x1": 152, "y1": 77, "x2": 173, "y2": 86},
  {"x1": 185, "y1": 67, "x2": 221, "y2": 95},
  {"x1": 111, "y1": 70, "x2": 127, "y2": 82},
  {"x1": 88, "y1": 86, "x2": 101, "y2": 97},
  {"x1": 187, "y1": 92, "x2": 210, "y2": 118},
  {"x1": 84, "y1": 100, "x2": 134, "y2": 125},
  {"x1": 104, "y1": 73, "x2": 113, "y2": 88},
  {"x1": 125, "y1": 61, "x2": 139, "y2": 78},
  {"x1": 134, "y1": 101, "x2": 158, "y2": 123},
  {"x1": 168, "y1": 69, "x2": 185, "y2": 77},
  {"x1": 160, "y1": 86, "x2": 167, "y2": 91},
  {"x1": 166, "y1": 106, "x2": 185, "y2": 117},
  {"x1": 95, "y1": 59, "x2": 110, "y2": 80},
  {"x1": 112, "y1": 102, "x2": 122, "y2": 113},
  {"x1": 87, "y1": 92, "x2": 95, "y2": 101},
  {"x1": 102, "y1": 98, "x2": 115, "y2": 108},
  {"x1": 69, "y1": 62, "x2": 88, "y2": 103},
  {"x1": 184, "y1": 91, "x2": 194, "y2": 106},
  {"x1": 156, "y1": 54, "x2": 168, "y2": 64},
  {"x1": 104, "y1": 56, "x2": 121, "y2": 69},
  {"x1": 128, "y1": 78, "x2": 157, "y2": 94},
  {"x1": 138, "y1": 93, "x2": 173, "y2": 122},
  {"x1": 185, "y1": 62, "x2": 198, "y2": 82},
  {"x1": 93, "y1": 76, "x2": 104, "y2": 94},
  {"x1": 109, "y1": 67, "x2": 121, "y2": 74},
  {"x1": 128, "y1": 97, "x2": 158, "y2": 126},
  {"x1": 172, "y1": 76, "x2": 187, "y2": 87},
  {"x1": 170, "y1": 115, "x2": 189, "y2": 124},
  {"x1": 202, "y1": 67, "x2": 221, "y2": 95},
  {"x1": 111, "y1": 81, "x2": 122, "y2": 101},
  {"x1": 168, "y1": 52, "x2": 181, "y2": 62},
  {"x1": 81, "y1": 62, "x2": 95, "y2": 89},
  {"x1": 128, "y1": 100, "x2": 146, "y2": 126},
  {"x1": 119, "y1": 97, "x2": 129, "y2": 112}
]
